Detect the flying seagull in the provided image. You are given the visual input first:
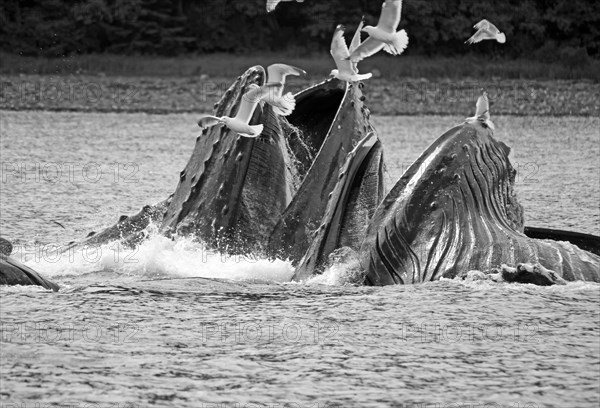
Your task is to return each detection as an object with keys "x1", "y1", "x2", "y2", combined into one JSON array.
[
  {"x1": 266, "y1": 0, "x2": 304, "y2": 13},
  {"x1": 198, "y1": 83, "x2": 282, "y2": 138},
  {"x1": 265, "y1": 63, "x2": 306, "y2": 116},
  {"x1": 466, "y1": 19, "x2": 506, "y2": 44},
  {"x1": 347, "y1": 0, "x2": 409, "y2": 63},
  {"x1": 330, "y1": 24, "x2": 373, "y2": 82},
  {"x1": 466, "y1": 90, "x2": 495, "y2": 130}
]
